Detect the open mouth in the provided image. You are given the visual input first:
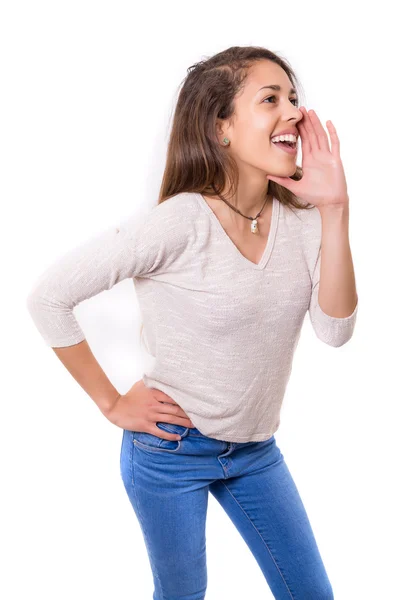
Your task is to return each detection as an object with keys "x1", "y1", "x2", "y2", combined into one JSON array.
[
  {"x1": 271, "y1": 140, "x2": 297, "y2": 149},
  {"x1": 271, "y1": 139, "x2": 298, "y2": 155}
]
